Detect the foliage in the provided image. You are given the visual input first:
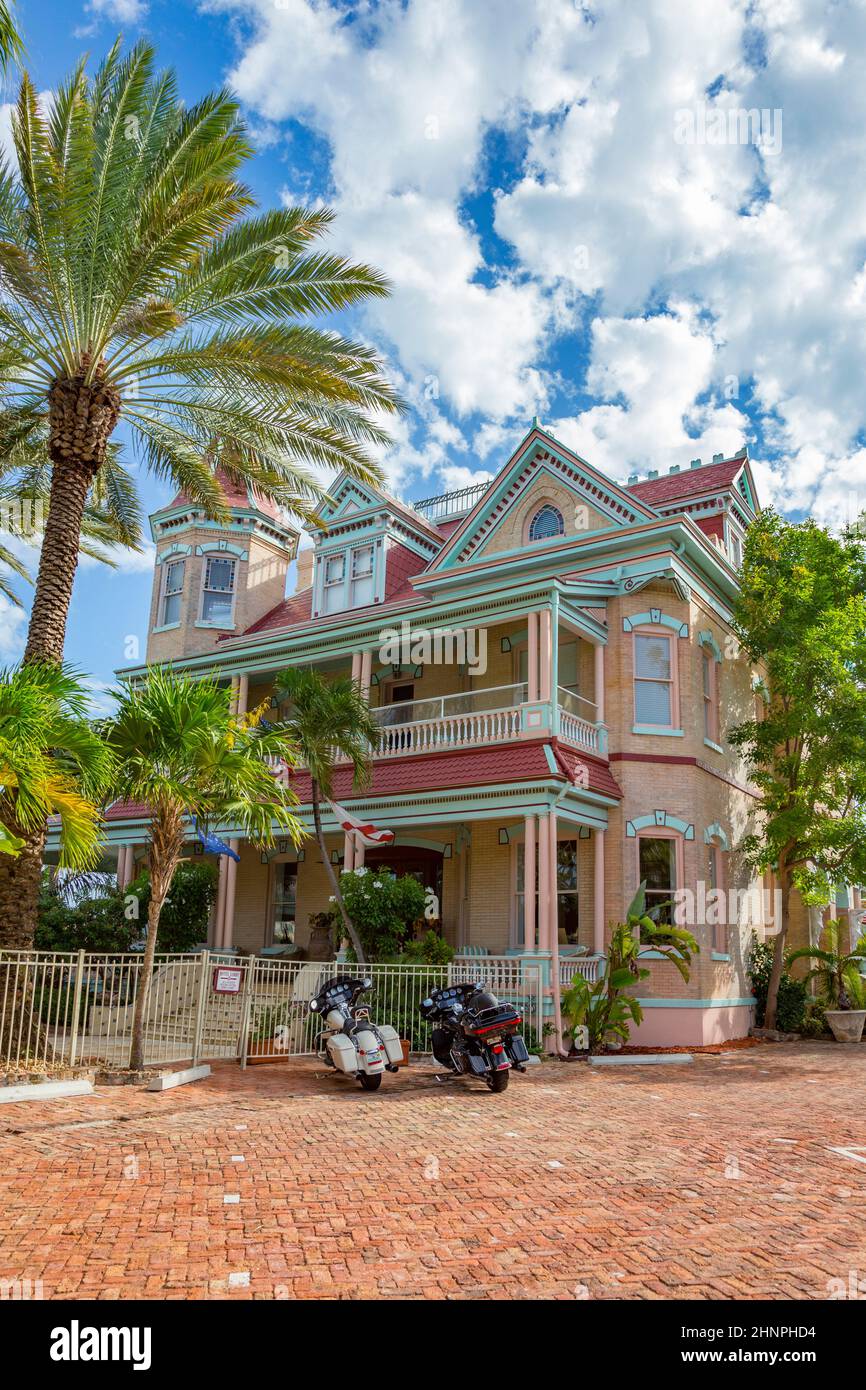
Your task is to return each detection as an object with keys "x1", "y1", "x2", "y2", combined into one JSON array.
[
  {"x1": 800, "y1": 996, "x2": 831, "y2": 1039},
  {"x1": 126, "y1": 862, "x2": 217, "y2": 953},
  {"x1": 0, "y1": 39, "x2": 401, "y2": 546},
  {"x1": 103, "y1": 667, "x2": 305, "y2": 1068},
  {"x1": 0, "y1": 663, "x2": 113, "y2": 866},
  {"x1": 747, "y1": 937, "x2": 808, "y2": 1031},
  {"x1": 562, "y1": 885, "x2": 699, "y2": 1052},
  {"x1": 729, "y1": 511, "x2": 866, "y2": 1028},
  {"x1": 0, "y1": 2, "x2": 22, "y2": 76},
  {"x1": 273, "y1": 667, "x2": 382, "y2": 964},
  {"x1": 399, "y1": 929, "x2": 455, "y2": 966},
  {"x1": 787, "y1": 919, "x2": 866, "y2": 1011},
  {"x1": 35, "y1": 876, "x2": 137, "y2": 953},
  {"x1": 335, "y1": 868, "x2": 426, "y2": 959}
]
